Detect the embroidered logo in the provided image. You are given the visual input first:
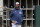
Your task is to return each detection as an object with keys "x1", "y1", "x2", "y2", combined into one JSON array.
[{"x1": 19, "y1": 12, "x2": 22, "y2": 14}]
